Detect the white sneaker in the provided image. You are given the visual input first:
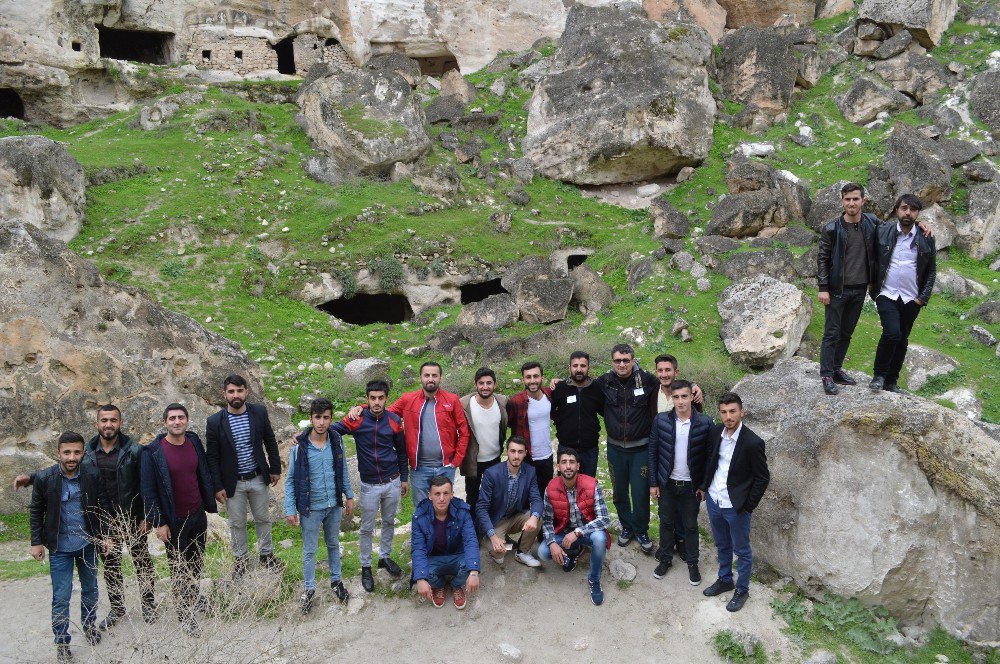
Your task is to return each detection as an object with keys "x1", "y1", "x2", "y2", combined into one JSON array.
[{"x1": 514, "y1": 550, "x2": 542, "y2": 568}]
